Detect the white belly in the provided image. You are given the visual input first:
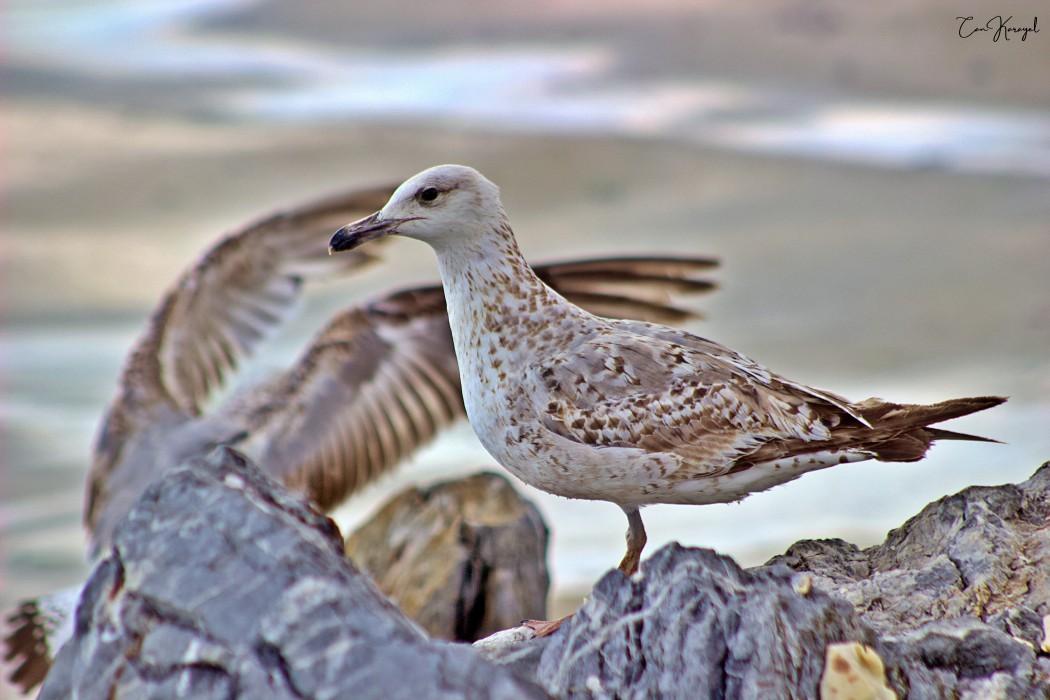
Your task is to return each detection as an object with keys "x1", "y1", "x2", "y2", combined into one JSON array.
[{"x1": 464, "y1": 376, "x2": 873, "y2": 508}]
